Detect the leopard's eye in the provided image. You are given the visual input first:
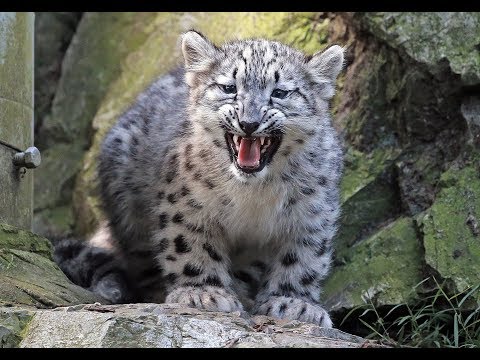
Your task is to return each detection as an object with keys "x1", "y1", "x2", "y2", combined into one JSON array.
[
  {"x1": 221, "y1": 84, "x2": 237, "y2": 94},
  {"x1": 271, "y1": 89, "x2": 289, "y2": 99}
]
